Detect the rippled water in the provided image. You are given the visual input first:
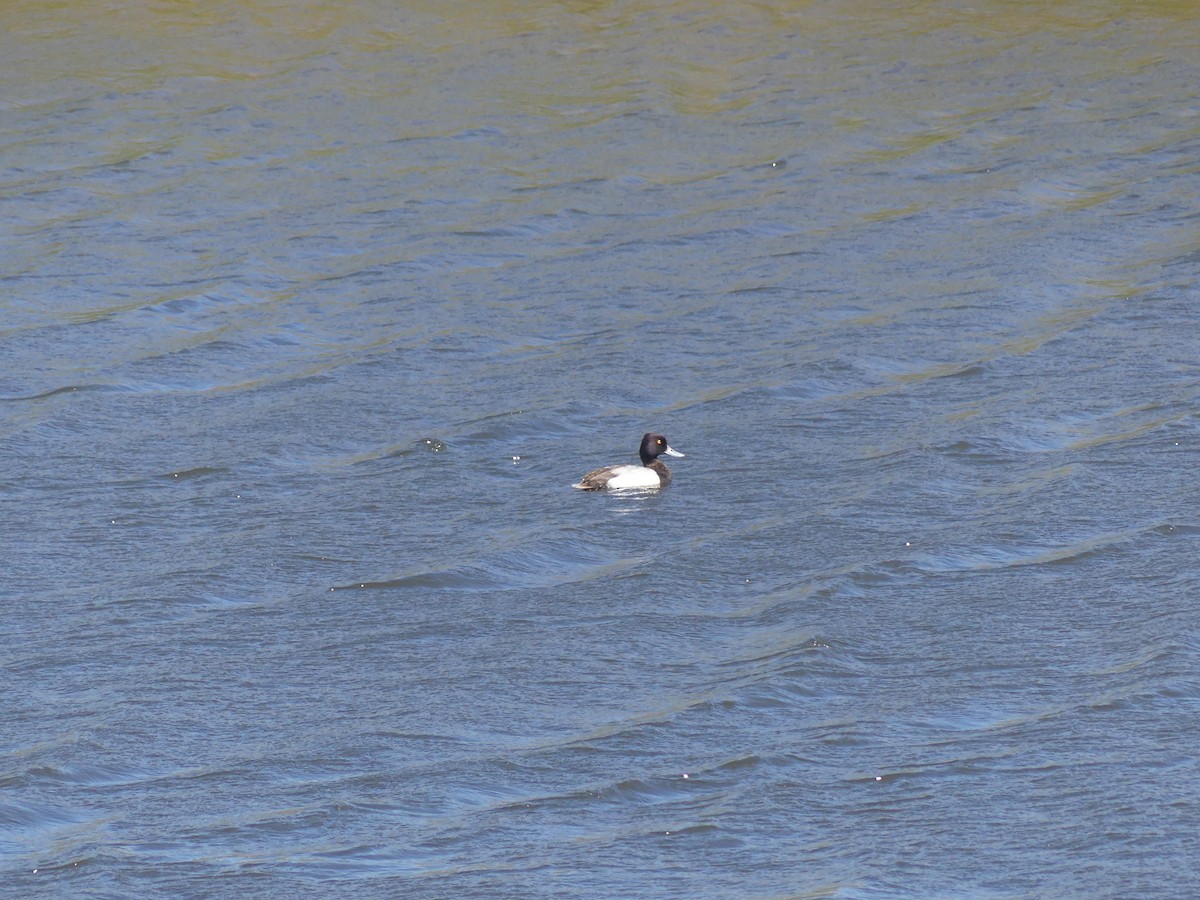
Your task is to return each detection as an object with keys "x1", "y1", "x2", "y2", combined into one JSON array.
[{"x1": 4, "y1": 1, "x2": 1200, "y2": 896}]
